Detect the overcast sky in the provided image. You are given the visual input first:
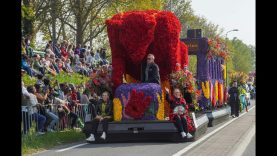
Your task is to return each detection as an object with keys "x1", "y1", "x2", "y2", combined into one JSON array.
[{"x1": 190, "y1": 0, "x2": 255, "y2": 46}]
